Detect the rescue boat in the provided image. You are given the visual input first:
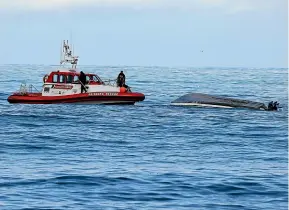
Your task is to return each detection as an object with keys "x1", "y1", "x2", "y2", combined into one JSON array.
[{"x1": 7, "y1": 40, "x2": 145, "y2": 105}]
